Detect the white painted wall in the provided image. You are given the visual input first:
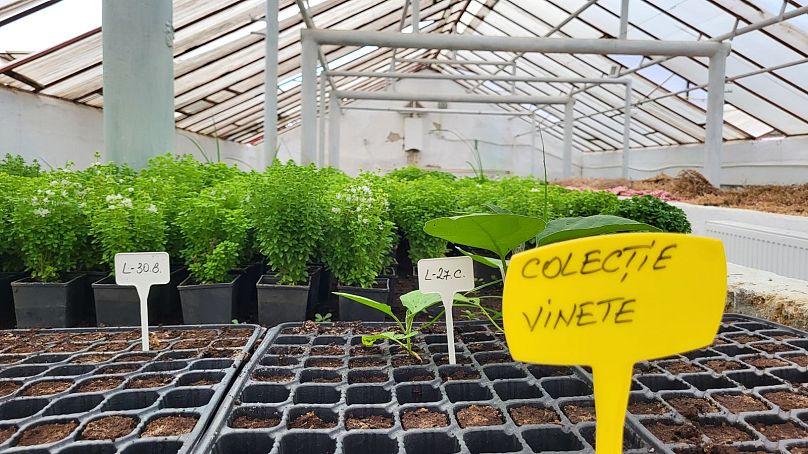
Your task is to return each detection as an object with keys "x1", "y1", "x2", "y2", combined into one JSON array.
[
  {"x1": 278, "y1": 77, "x2": 580, "y2": 178},
  {"x1": 0, "y1": 86, "x2": 259, "y2": 170},
  {"x1": 582, "y1": 137, "x2": 808, "y2": 185}
]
